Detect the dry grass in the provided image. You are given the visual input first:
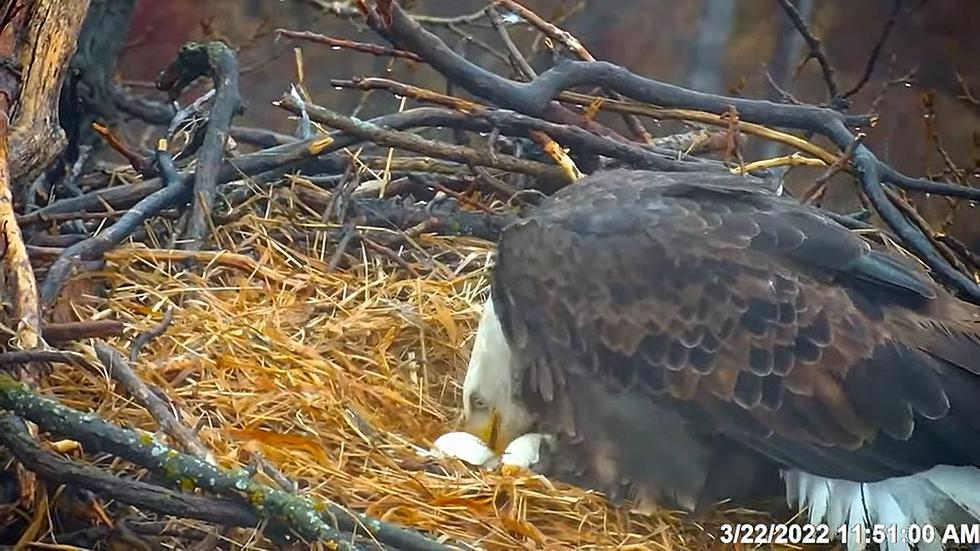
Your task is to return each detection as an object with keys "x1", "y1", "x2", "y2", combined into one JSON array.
[{"x1": 39, "y1": 184, "x2": 777, "y2": 550}]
